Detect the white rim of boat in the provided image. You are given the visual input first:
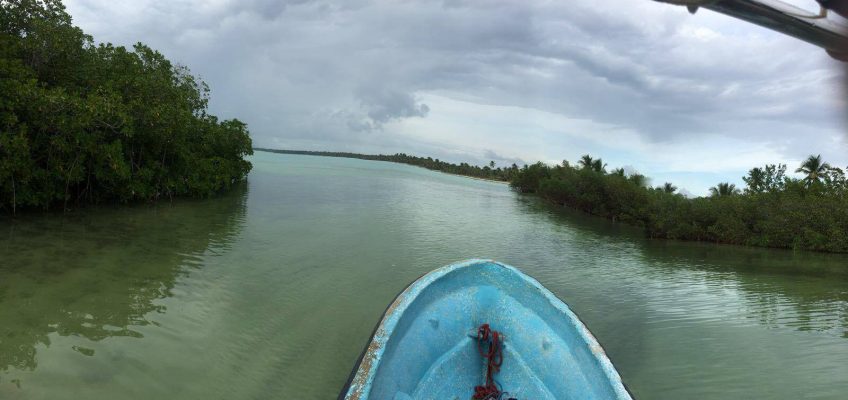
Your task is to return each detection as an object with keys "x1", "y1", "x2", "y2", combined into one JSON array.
[{"x1": 339, "y1": 259, "x2": 634, "y2": 400}]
